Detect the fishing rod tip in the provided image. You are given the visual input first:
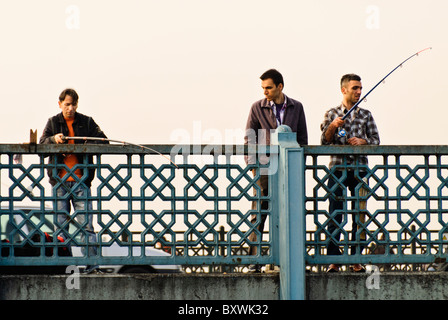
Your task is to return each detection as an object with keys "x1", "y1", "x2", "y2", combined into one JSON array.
[{"x1": 418, "y1": 47, "x2": 432, "y2": 54}]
